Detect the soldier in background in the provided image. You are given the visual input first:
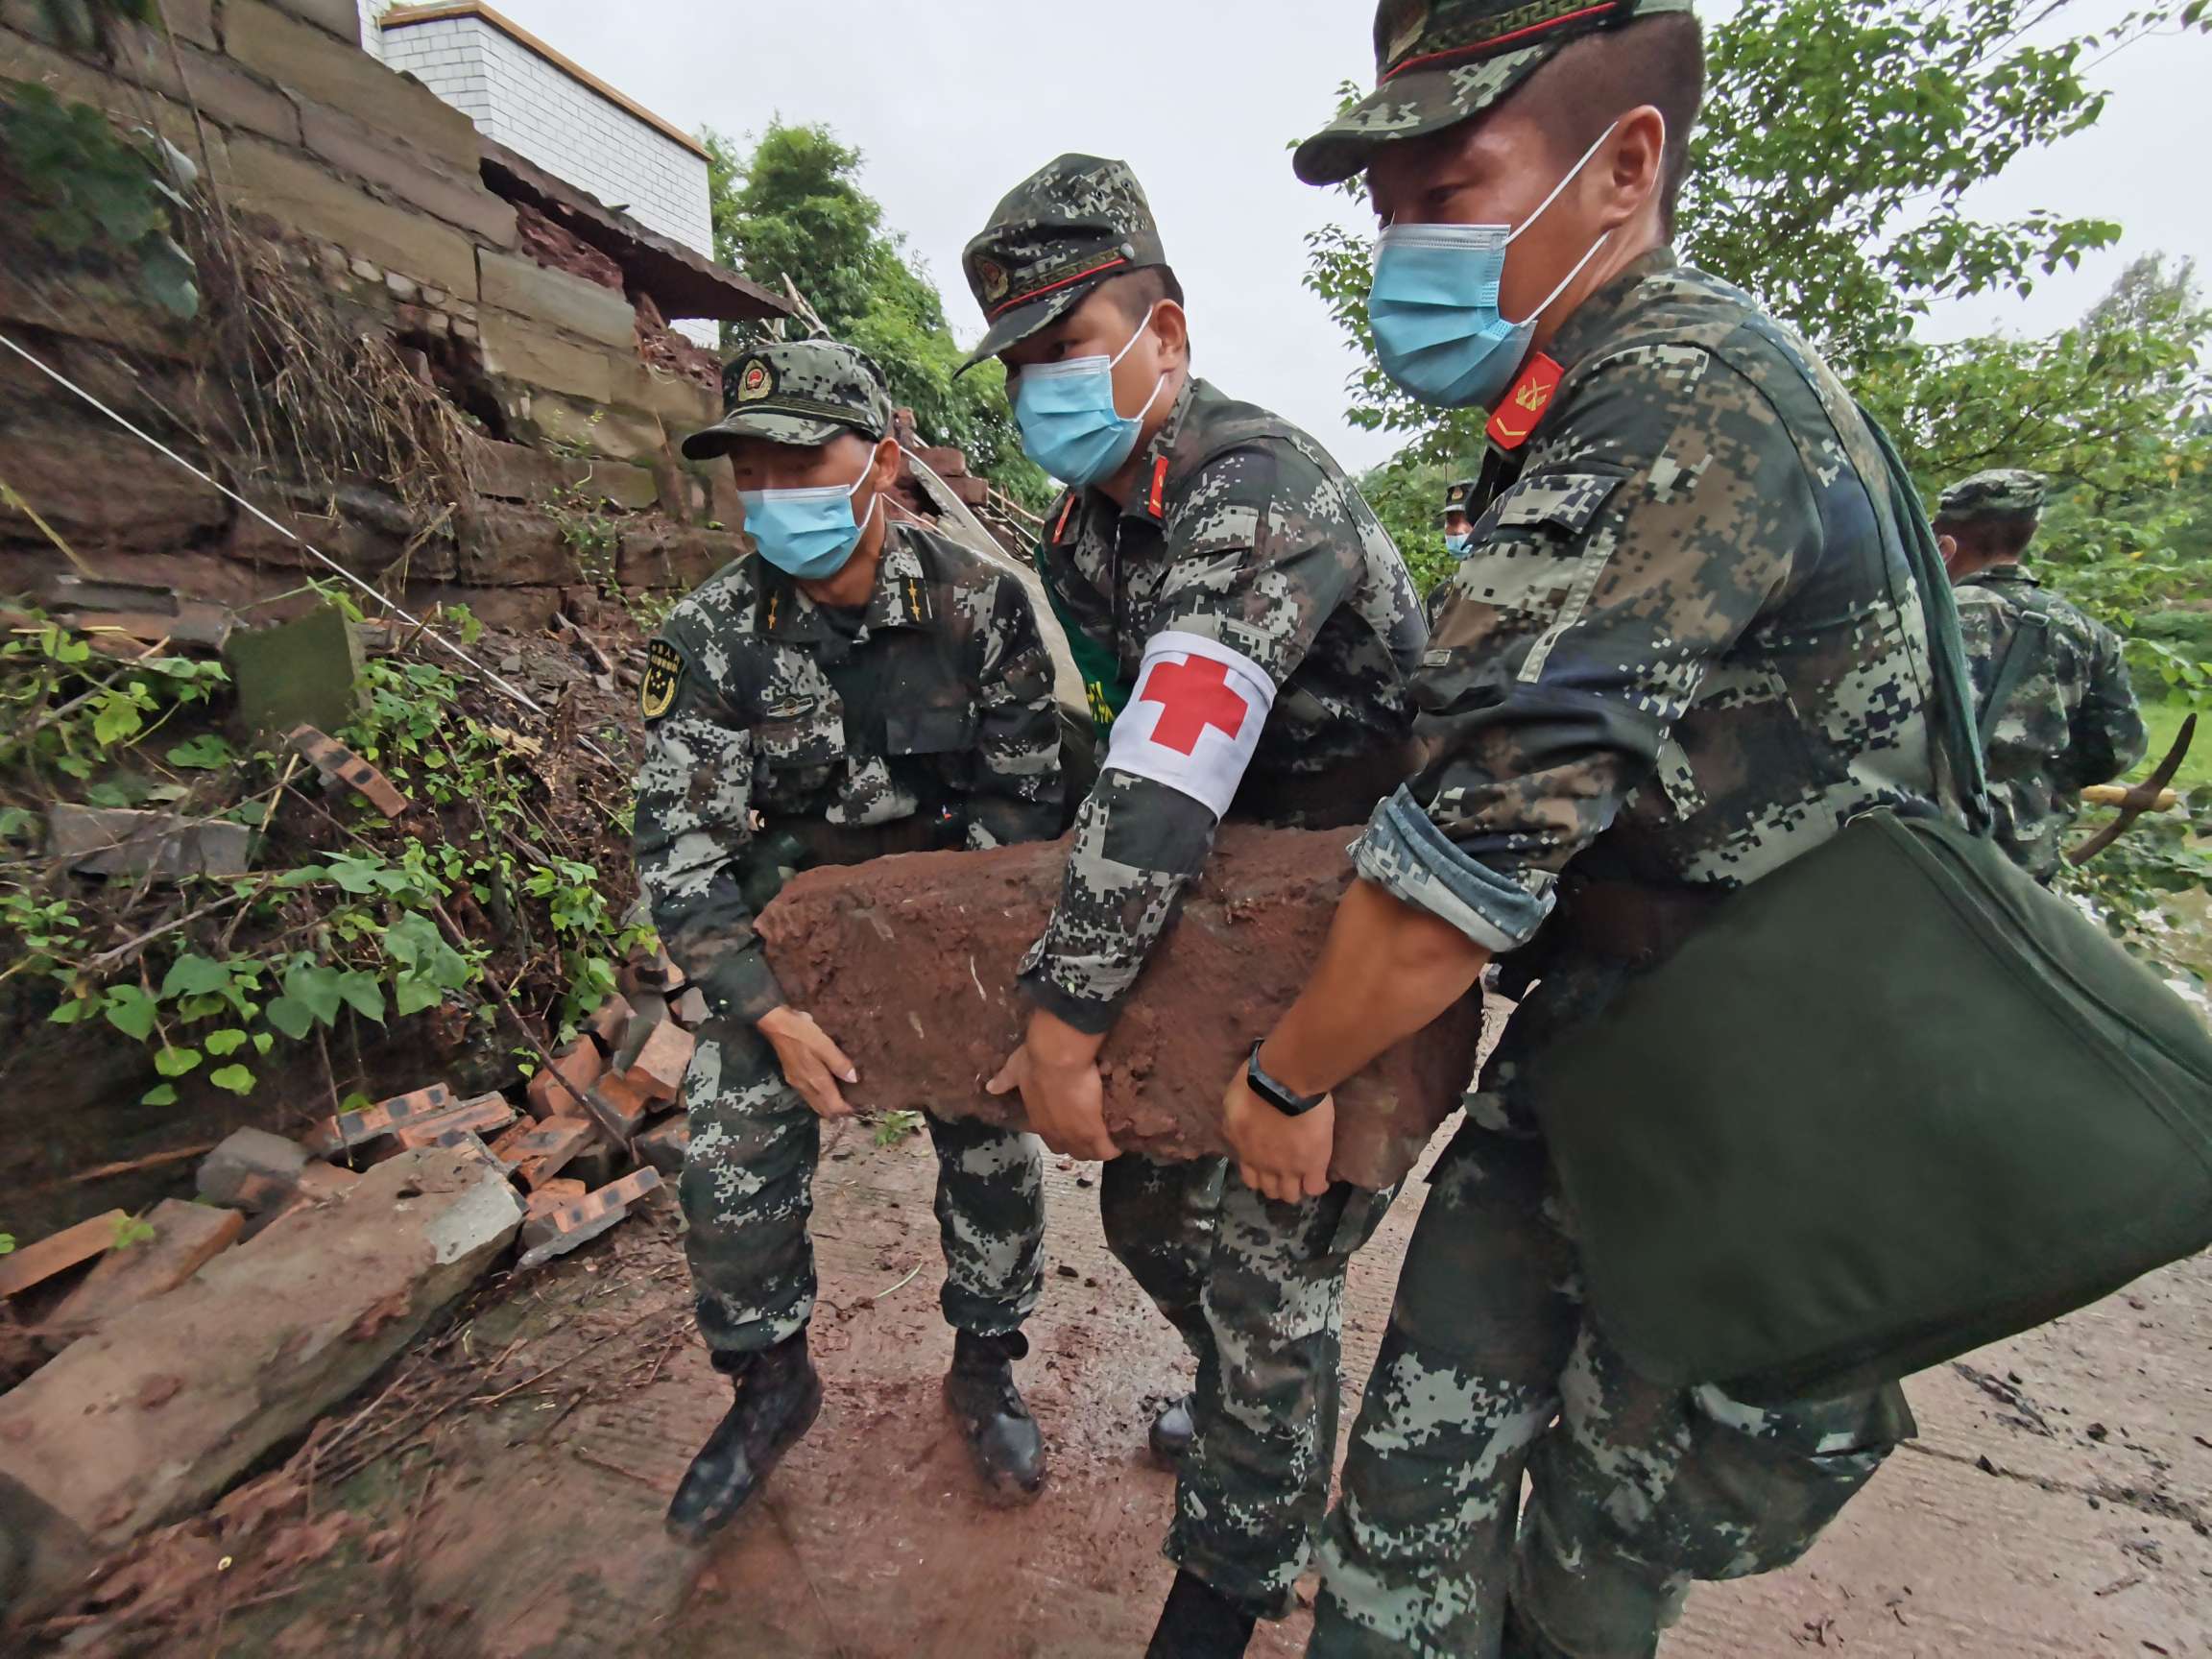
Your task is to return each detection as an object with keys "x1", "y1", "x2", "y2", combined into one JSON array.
[
  {"x1": 958, "y1": 154, "x2": 1427, "y2": 1654},
  {"x1": 1938, "y1": 469, "x2": 2148, "y2": 883},
  {"x1": 1431, "y1": 475, "x2": 1479, "y2": 622},
  {"x1": 634, "y1": 340, "x2": 1063, "y2": 1540}
]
